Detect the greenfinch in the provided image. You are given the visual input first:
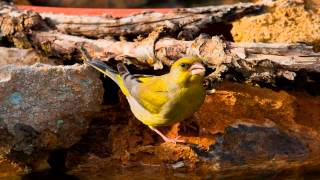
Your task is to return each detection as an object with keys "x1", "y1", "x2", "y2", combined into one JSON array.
[{"x1": 85, "y1": 57, "x2": 206, "y2": 143}]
